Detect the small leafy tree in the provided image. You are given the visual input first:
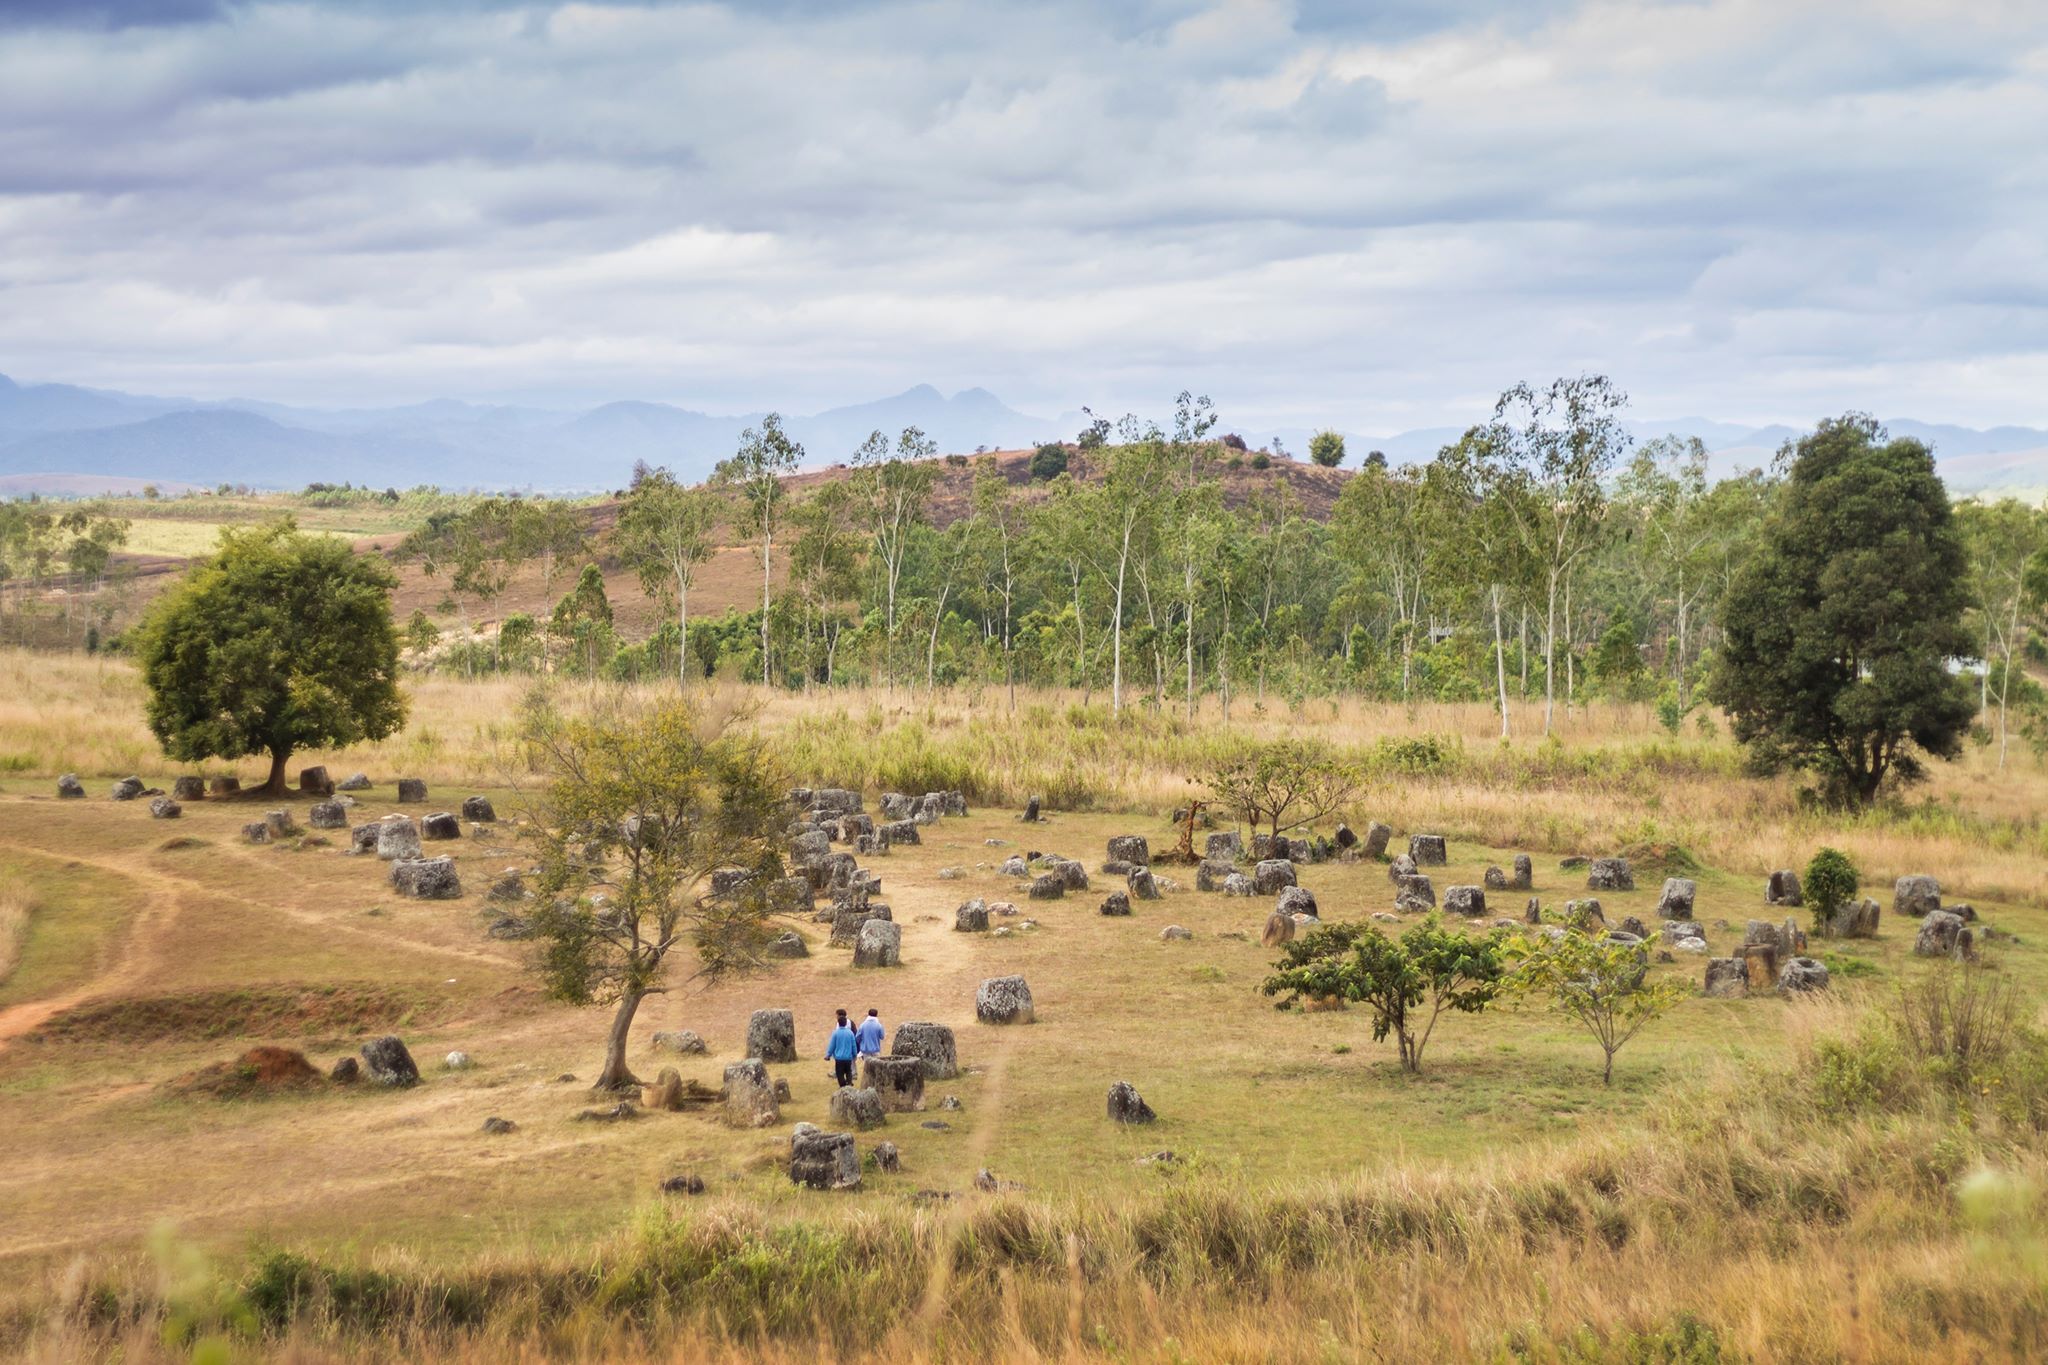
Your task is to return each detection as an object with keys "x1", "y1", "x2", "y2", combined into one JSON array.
[
  {"x1": 1308, "y1": 429, "x2": 1346, "y2": 468},
  {"x1": 1263, "y1": 916, "x2": 1506, "y2": 1072},
  {"x1": 135, "y1": 520, "x2": 406, "y2": 794},
  {"x1": 1205, "y1": 739, "x2": 1360, "y2": 846},
  {"x1": 1508, "y1": 932, "x2": 1690, "y2": 1085},
  {"x1": 404, "y1": 608, "x2": 440, "y2": 656},
  {"x1": 523, "y1": 695, "x2": 787, "y2": 1091},
  {"x1": 1589, "y1": 618, "x2": 1651, "y2": 701},
  {"x1": 1805, "y1": 846, "x2": 1859, "y2": 933}
]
